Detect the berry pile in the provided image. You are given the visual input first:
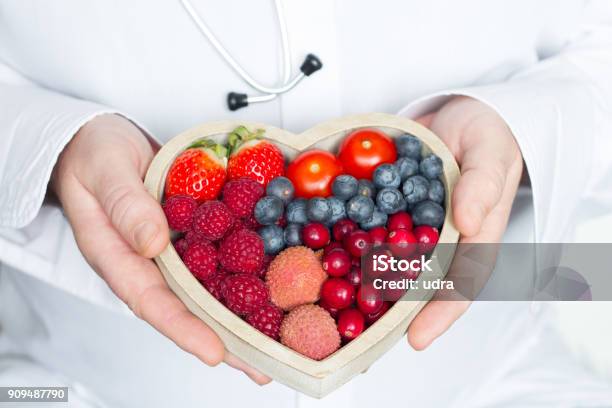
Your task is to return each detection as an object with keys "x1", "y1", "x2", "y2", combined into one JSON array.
[{"x1": 162, "y1": 125, "x2": 446, "y2": 360}]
